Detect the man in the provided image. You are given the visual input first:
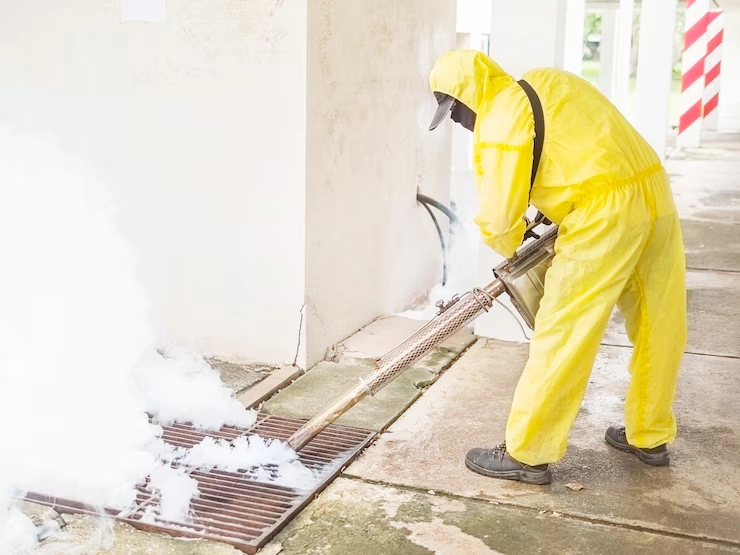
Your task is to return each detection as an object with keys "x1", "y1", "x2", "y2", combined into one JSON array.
[{"x1": 428, "y1": 49, "x2": 687, "y2": 485}]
